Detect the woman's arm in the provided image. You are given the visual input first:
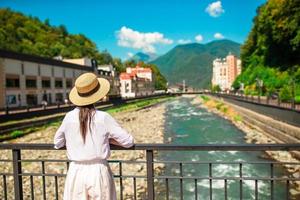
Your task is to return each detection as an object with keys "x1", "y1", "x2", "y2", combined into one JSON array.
[
  {"x1": 105, "y1": 113, "x2": 134, "y2": 148},
  {"x1": 109, "y1": 138, "x2": 122, "y2": 146},
  {"x1": 53, "y1": 117, "x2": 66, "y2": 149}
]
